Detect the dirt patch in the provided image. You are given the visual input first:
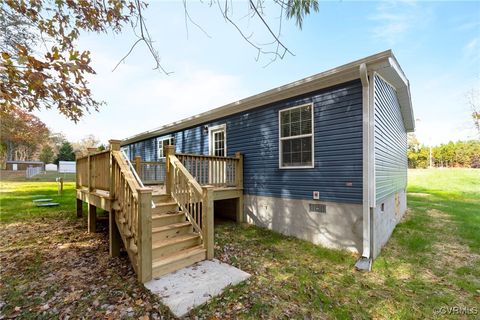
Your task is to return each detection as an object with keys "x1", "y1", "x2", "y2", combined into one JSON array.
[
  {"x1": 426, "y1": 209, "x2": 480, "y2": 272},
  {"x1": 0, "y1": 219, "x2": 173, "y2": 319},
  {"x1": 407, "y1": 192, "x2": 431, "y2": 198}
]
